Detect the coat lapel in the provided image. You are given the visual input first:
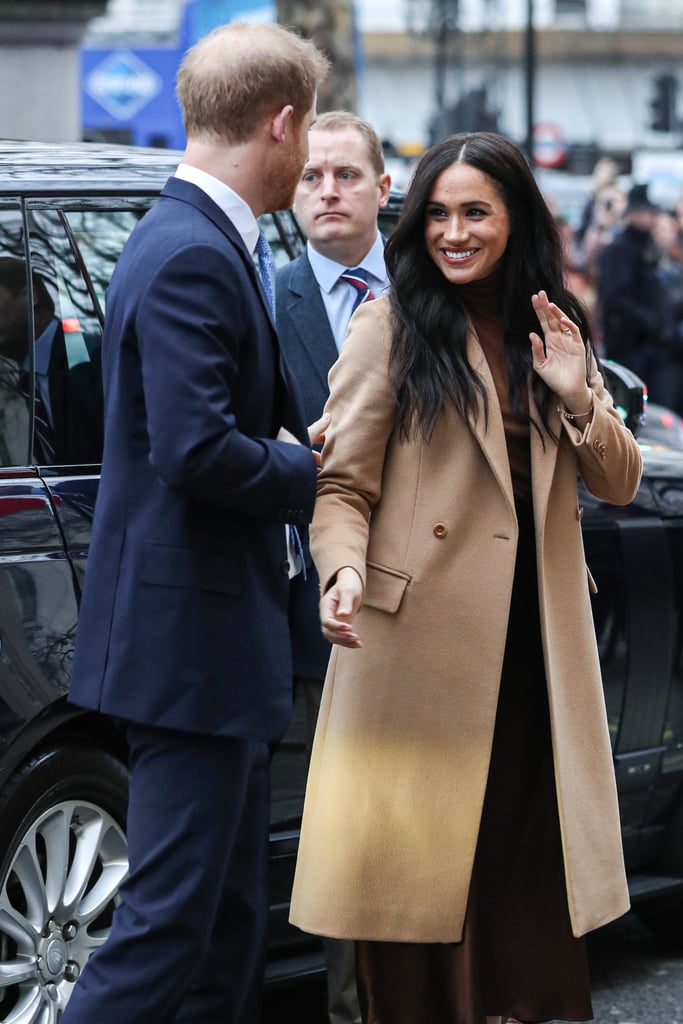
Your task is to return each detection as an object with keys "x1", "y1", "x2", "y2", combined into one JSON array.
[
  {"x1": 466, "y1": 329, "x2": 563, "y2": 534},
  {"x1": 286, "y1": 256, "x2": 340, "y2": 393},
  {"x1": 529, "y1": 381, "x2": 562, "y2": 541},
  {"x1": 465, "y1": 330, "x2": 515, "y2": 515}
]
